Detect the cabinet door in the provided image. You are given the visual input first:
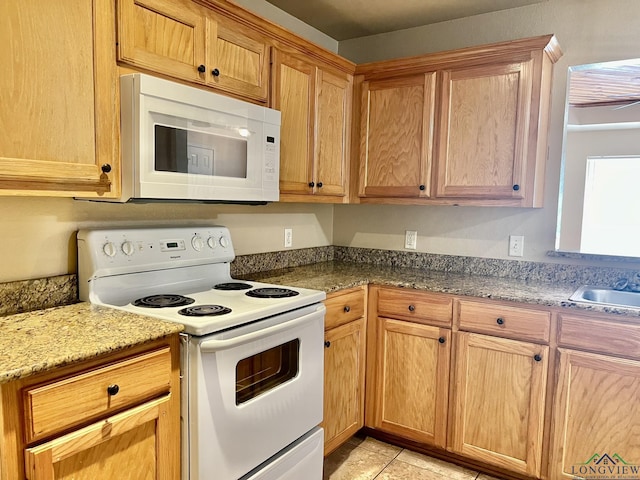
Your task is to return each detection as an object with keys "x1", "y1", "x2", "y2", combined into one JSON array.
[
  {"x1": 272, "y1": 51, "x2": 316, "y2": 195},
  {"x1": 24, "y1": 396, "x2": 177, "y2": 480},
  {"x1": 359, "y1": 74, "x2": 435, "y2": 198},
  {"x1": 550, "y1": 349, "x2": 640, "y2": 479},
  {"x1": 0, "y1": 0, "x2": 118, "y2": 197},
  {"x1": 368, "y1": 317, "x2": 450, "y2": 447},
  {"x1": 323, "y1": 318, "x2": 366, "y2": 455},
  {"x1": 450, "y1": 332, "x2": 547, "y2": 477},
  {"x1": 118, "y1": 0, "x2": 206, "y2": 82},
  {"x1": 315, "y1": 70, "x2": 352, "y2": 197},
  {"x1": 206, "y1": 15, "x2": 270, "y2": 102},
  {"x1": 434, "y1": 60, "x2": 533, "y2": 201}
]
